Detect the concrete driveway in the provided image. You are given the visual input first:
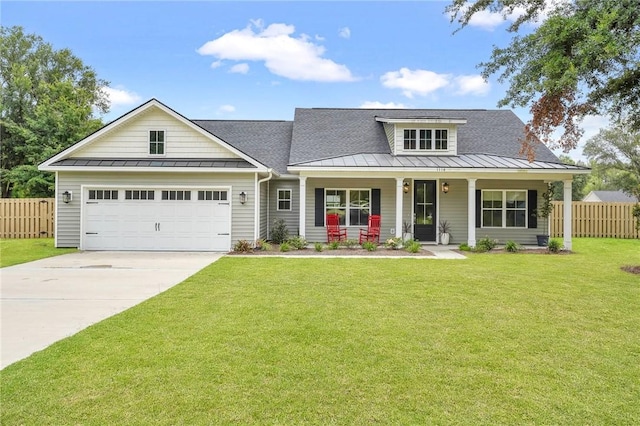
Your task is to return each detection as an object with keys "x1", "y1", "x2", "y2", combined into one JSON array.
[{"x1": 0, "y1": 251, "x2": 223, "y2": 369}]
